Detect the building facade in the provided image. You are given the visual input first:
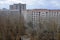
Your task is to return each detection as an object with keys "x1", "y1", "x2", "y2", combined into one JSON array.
[
  {"x1": 10, "y1": 3, "x2": 26, "y2": 11},
  {"x1": 24, "y1": 9, "x2": 60, "y2": 31},
  {"x1": 9, "y1": 3, "x2": 26, "y2": 24}
]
